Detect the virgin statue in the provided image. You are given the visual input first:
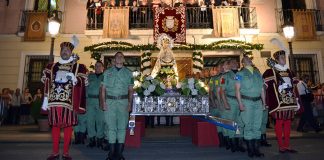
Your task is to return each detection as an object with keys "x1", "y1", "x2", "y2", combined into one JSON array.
[{"x1": 151, "y1": 34, "x2": 179, "y2": 86}]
